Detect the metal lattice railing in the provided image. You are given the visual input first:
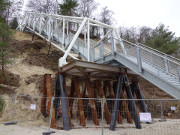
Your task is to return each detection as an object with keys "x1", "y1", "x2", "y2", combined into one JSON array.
[{"x1": 120, "y1": 39, "x2": 180, "y2": 78}]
